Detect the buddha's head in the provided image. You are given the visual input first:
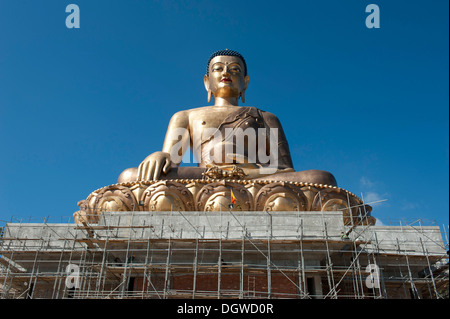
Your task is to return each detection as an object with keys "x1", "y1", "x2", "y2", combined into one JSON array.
[{"x1": 204, "y1": 49, "x2": 250, "y2": 105}]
